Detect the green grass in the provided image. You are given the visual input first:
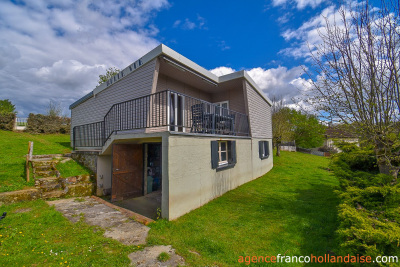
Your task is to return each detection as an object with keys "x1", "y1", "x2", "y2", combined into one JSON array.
[
  {"x1": 56, "y1": 160, "x2": 91, "y2": 178},
  {"x1": 0, "y1": 130, "x2": 87, "y2": 192},
  {"x1": 0, "y1": 200, "x2": 137, "y2": 266},
  {"x1": 147, "y1": 151, "x2": 340, "y2": 266}
]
